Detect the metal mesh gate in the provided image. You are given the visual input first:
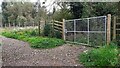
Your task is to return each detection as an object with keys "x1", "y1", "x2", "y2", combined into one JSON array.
[{"x1": 64, "y1": 16, "x2": 107, "y2": 46}]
